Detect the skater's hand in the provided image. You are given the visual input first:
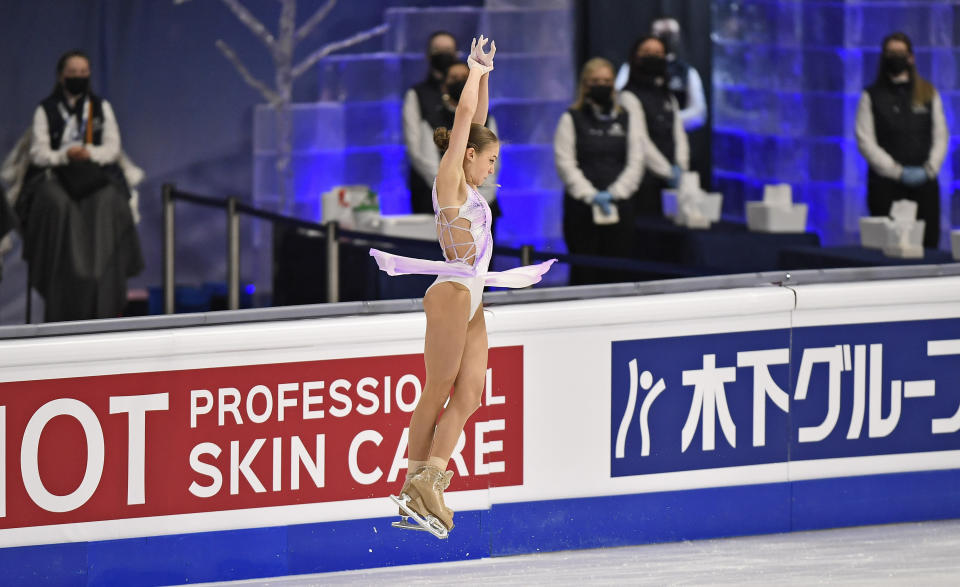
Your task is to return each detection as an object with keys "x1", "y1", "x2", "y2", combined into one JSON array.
[
  {"x1": 467, "y1": 35, "x2": 495, "y2": 74},
  {"x1": 901, "y1": 165, "x2": 928, "y2": 187},
  {"x1": 593, "y1": 190, "x2": 613, "y2": 215}
]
